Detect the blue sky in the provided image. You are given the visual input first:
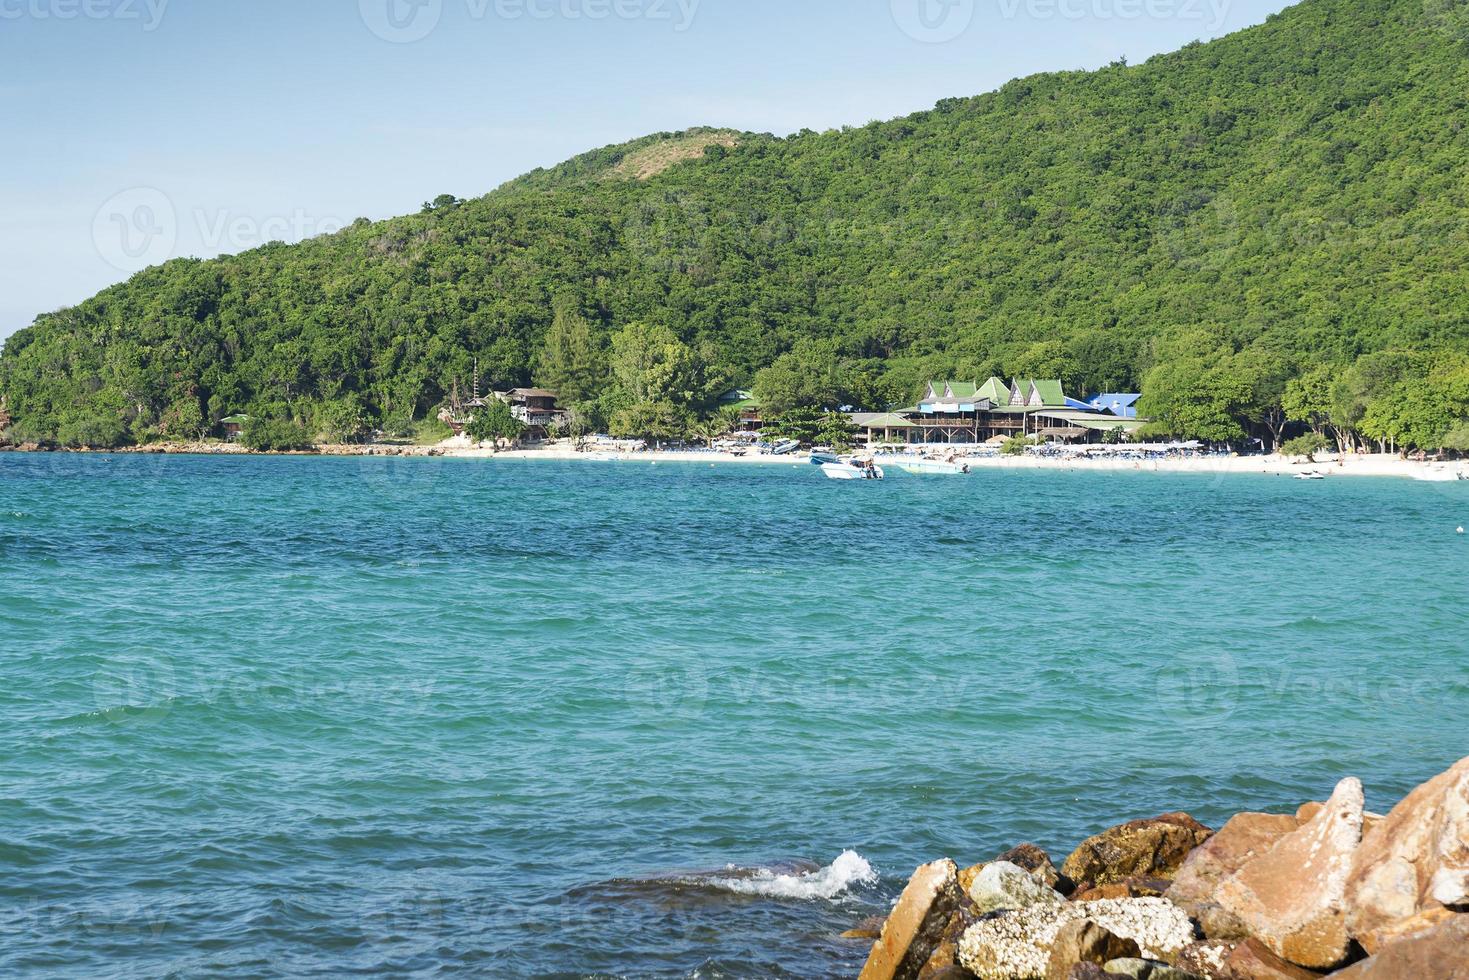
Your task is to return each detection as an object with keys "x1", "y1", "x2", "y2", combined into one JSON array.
[{"x1": 0, "y1": 0, "x2": 1294, "y2": 341}]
